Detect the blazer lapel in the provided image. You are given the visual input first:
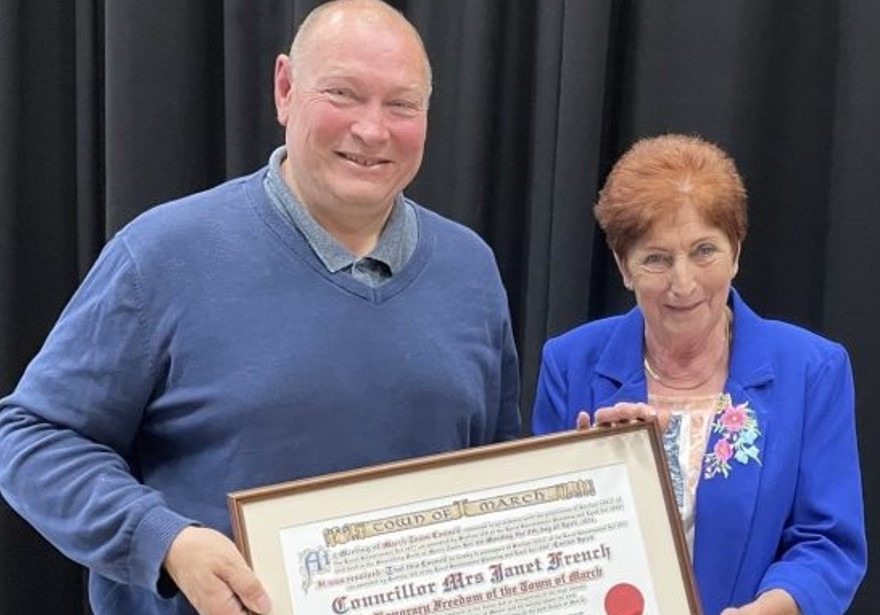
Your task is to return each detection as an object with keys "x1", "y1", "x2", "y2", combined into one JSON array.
[
  {"x1": 592, "y1": 306, "x2": 647, "y2": 407},
  {"x1": 692, "y1": 292, "x2": 774, "y2": 610}
]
